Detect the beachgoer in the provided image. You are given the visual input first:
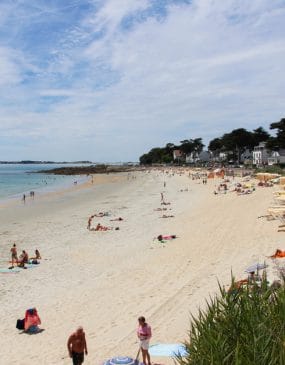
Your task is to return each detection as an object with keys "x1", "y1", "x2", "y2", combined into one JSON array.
[
  {"x1": 24, "y1": 308, "x2": 41, "y2": 333},
  {"x1": 137, "y1": 316, "x2": 152, "y2": 365},
  {"x1": 22, "y1": 194, "x2": 26, "y2": 204},
  {"x1": 160, "y1": 215, "x2": 174, "y2": 218},
  {"x1": 157, "y1": 235, "x2": 176, "y2": 241},
  {"x1": 87, "y1": 217, "x2": 92, "y2": 230},
  {"x1": 94, "y1": 223, "x2": 110, "y2": 231},
  {"x1": 18, "y1": 250, "x2": 28, "y2": 267},
  {"x1": 110, "y1": 217, "x2": 123, "y2": 221},
  {"x1": 11, "y1": 243, "x2": 18, "y2": 267},
  {"x1": 34, "y1": 249, "x2": 41, "y2": 260},
  {"x1": 67, "y1": 327, "x2": 88, "y2": 365}
]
